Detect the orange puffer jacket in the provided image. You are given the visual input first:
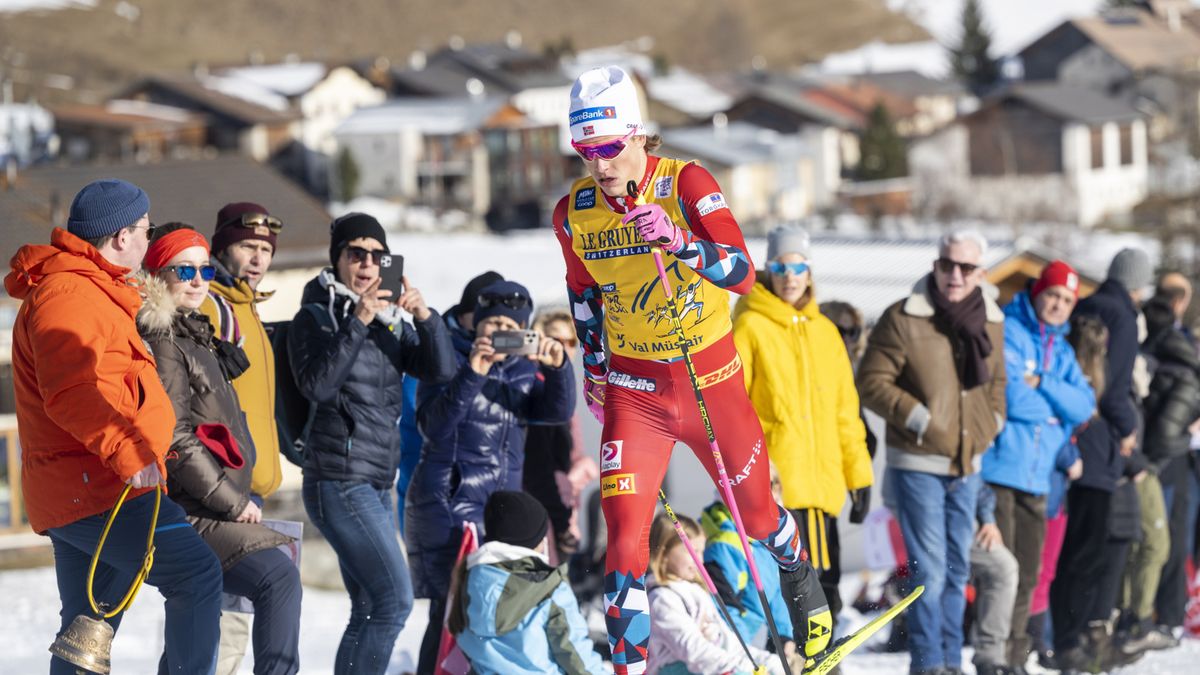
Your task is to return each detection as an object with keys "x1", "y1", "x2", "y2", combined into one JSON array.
[{"x1": 5, "y1": 228, "x2": 175, "y2": 533}]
